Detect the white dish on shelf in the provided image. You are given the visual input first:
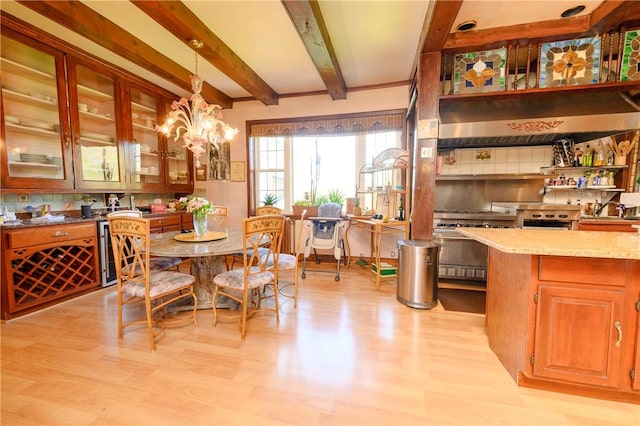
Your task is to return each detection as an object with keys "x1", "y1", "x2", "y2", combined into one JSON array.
[
  {"x1": 80, "y1": 131, "x2": 114, "y2": 142},
  {"x1": 586, "y1": 185, "x2": 616, "y2": 189},
  {"x1": 31, "y1": 92, "x2": 49, "y2": 101},
  {"x1": 20, "y1": 120, "x2": 54, "y2": 131},
  {"x1": 5, "y1": 115, "x2": 19, "y2": 124},
  {"x1": 2, "y1": 85, "x2": 29, "y2": 96}
]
